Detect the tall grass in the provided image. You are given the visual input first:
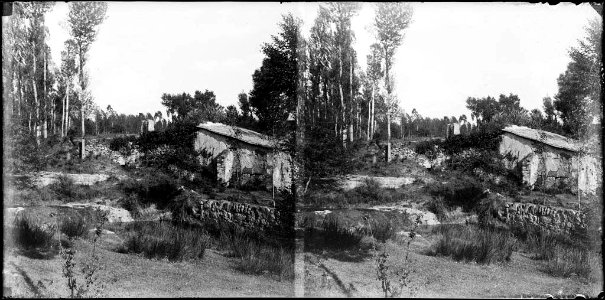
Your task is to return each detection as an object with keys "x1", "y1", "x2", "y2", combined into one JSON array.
[
  {"x1": 214, "y1": 221, "x2": 295, "y2": 281},
  {"x1": 429, "y1": 225, "x2": 516, "y2": 264},
  {"x1": 117, "y1": 221, "x2": 210, "y2": 261},
  {"x1": 320, "y1": 214, "x2": 363, "y2": 249},
  {"x1": 12, "y1": 215, "x2": 57, "y2": 250},
  {"x1": 60, "y1": 214, "x2": 88, "y2": 239},
  {"x1": 542, "y1": 245, "x2": 591, "y2": 278},
  {"x1": 515, "y1": 225, "x2": 592, "y2": 278}
]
